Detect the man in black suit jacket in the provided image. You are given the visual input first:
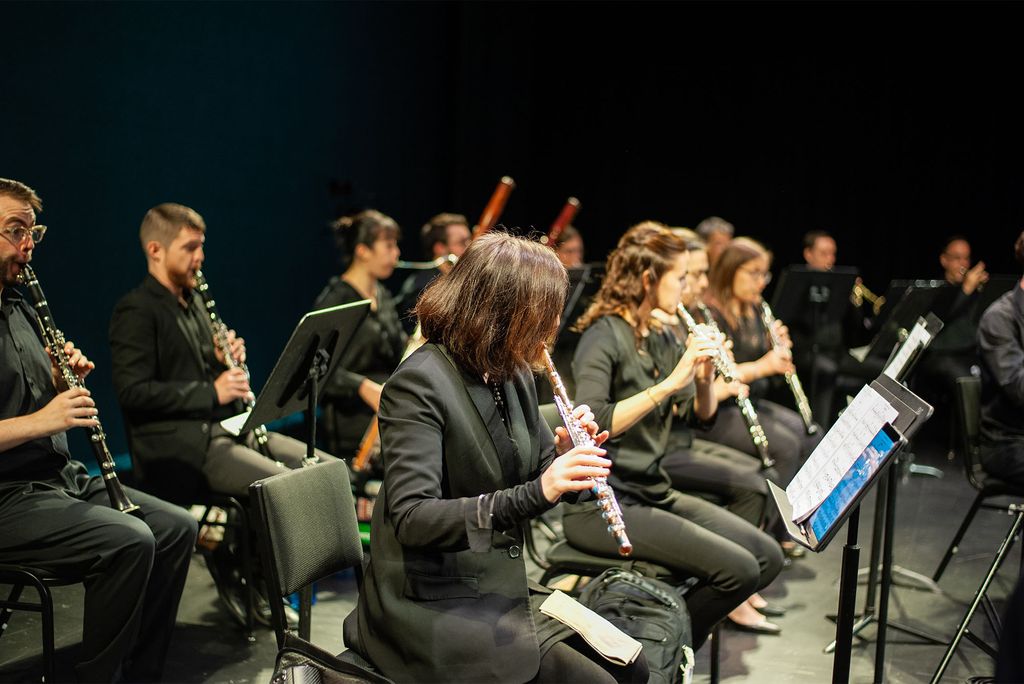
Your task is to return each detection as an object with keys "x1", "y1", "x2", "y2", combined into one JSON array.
[
  {"x1": 109, "y1": 203, "x2": 332, "y2": 502},
  {"x1": 0, "y1": 179, "x2": 196, "y2": 682}
]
